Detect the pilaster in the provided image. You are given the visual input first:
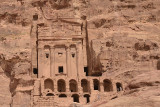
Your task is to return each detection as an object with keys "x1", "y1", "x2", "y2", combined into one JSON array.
[
  {"x1": 112, "y1": 81, "x2": 118, "y2": 92},
  {"x1": 90, "y1": 79, "x2": 94, "y2": 93},
  {"x1": 77, "y1": 43, "x2": 84, "y2": 77},
  {"x1": 78, "y1": 82, "x2": 83, "y2": 94},
  {"x1": 41, "y1": 79, "x2": 44, "y2": 95},
  {"x1": 66, "y1": 47, "x2": 71, "y2": 77},
  {"x1": 100, "y1": 82, "x2": 104, "y2": 93},
  {"x1": 38, "y1": 48, "x2": 43, "y2": 78},
  {"x1": 50, "y1": 47, "x2": 55, "y2": 77},
  {"x1": 66, "y1": 83, "x2": 70, "y2": 93},
  {"x1": 54, "y1": 80, "x2": 58, "y2": 93}
]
